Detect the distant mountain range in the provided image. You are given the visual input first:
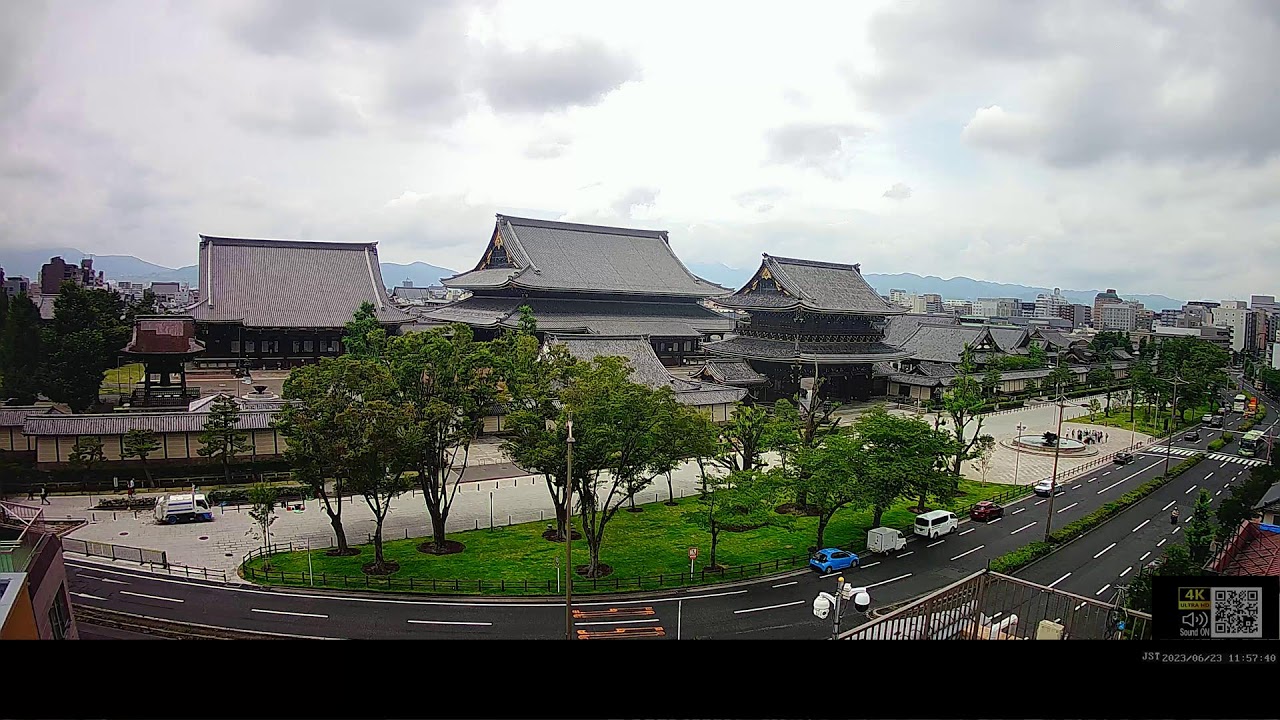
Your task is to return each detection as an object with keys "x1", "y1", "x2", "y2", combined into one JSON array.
[
  {"x1": 0, "y1": 247, "x2": 458, "y2": 293},
  {"x1": 685, "y1": 263, "x2": 1184, "y2": 312}
]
